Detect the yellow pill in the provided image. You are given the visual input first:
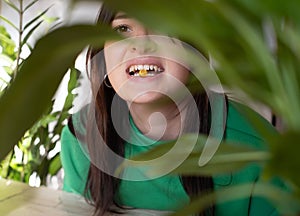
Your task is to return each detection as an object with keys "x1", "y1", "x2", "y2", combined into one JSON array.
[{"x1": 139, "y1": 69, "x2": 148, "y2": 77}]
